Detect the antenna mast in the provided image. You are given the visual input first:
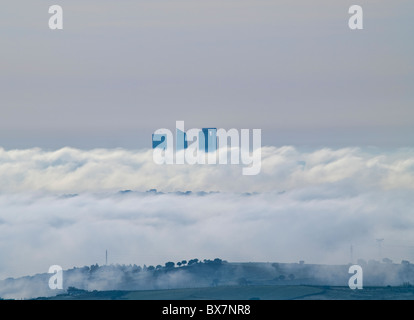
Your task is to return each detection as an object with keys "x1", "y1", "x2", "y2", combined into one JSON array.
[
  {"x1": 350, "y1": 245, "x2": 353, "y2": 264},
  {"x1": 376, "y1": 239, "x2": 384, "y2": 261}
]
